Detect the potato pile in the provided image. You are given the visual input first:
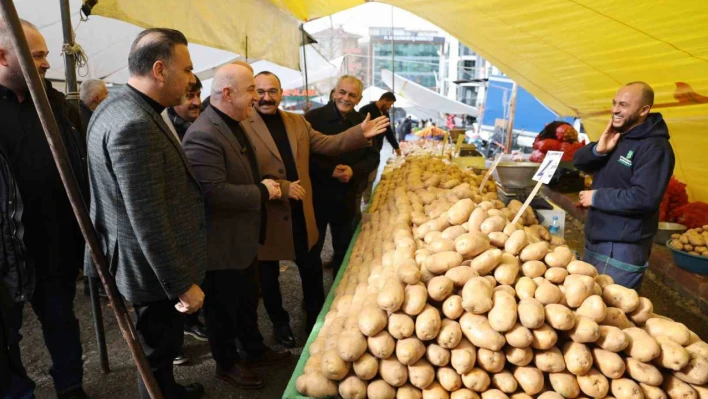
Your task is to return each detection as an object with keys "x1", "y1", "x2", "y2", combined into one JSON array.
[
  {"x1": 295, "y1": 157, "x2": 708, "y2": 399},
  {"x1": 668, "y1": 227, "x2": 708, "y2": 258}
]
